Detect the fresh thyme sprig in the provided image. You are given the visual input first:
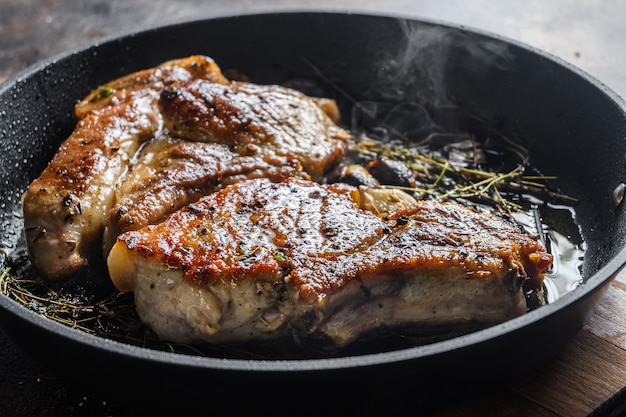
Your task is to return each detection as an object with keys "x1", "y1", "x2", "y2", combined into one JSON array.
[
  {"x1": 349, "y1": 135, "x2": 577, "y2": 214},
  {"x1": 302, "y1": 56, "x2": 577, "y2": 212},
  {"x1": 0, "y1": 266, "x2": 139, "y2": 337}
]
